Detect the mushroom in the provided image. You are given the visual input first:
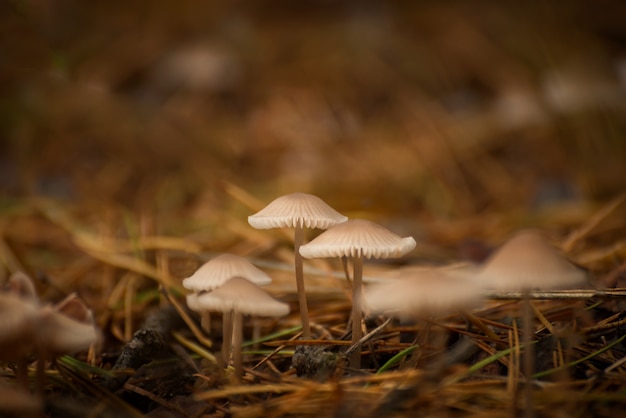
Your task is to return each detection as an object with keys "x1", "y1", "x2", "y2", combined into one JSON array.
[
  {"x1": 248, "y1": 193, "x2": 347, "y2": 339},
  {"x1": 183, "y1": 253, "x2": 273, "y2": 360},
  {"x1": 299, "y1": 219, "x2": 416, "y2": 369},
  {"x1": 477, "y1": 229, "x2": 587, "y2": 291},
  {"x1": 363, "y1": 268, "x2": 480, "y2": 320},
  {"x1": 0, "y1": 291, "x2": 99, "y2": 394},
  {"x1": 37, "y1": 305, "x2": 99, "y2": 355},
  {"x1": 476, "y1": 229, "x2": 587, "y2": 417},
  {"x1": 182, "y1": 254, "x2": 272, "y2": 292},
  {"x1": 35, "y1": 297, "x2": 99, "y2": 397},
  {"x1": 363, "y1": 268, "x2": 480, "y2": 370},
  {"x1": 194, "y1": 277, "x2": 289, "y2": 380}
]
